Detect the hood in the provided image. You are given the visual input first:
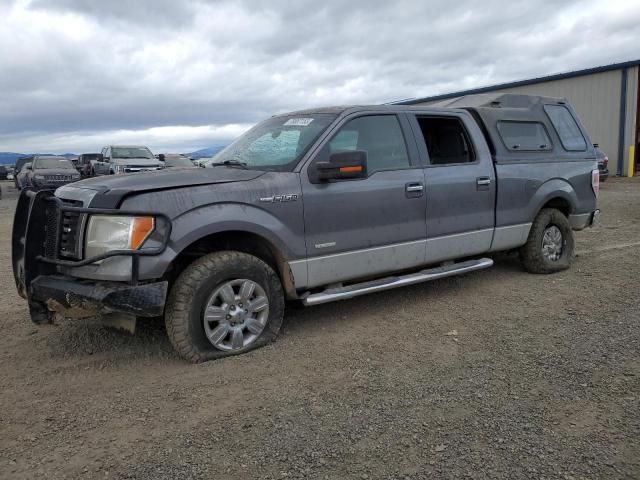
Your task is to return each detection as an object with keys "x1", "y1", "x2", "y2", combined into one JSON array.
[
  {"x1": 57, "y1": 166, "x2": 265, "y2": 207},
  {"x1": 112, "y1": 157, "x2": 161, "y2": 166}
]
